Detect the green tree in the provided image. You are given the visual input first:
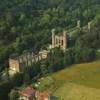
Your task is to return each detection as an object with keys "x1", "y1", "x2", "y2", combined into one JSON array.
[
  {"x1": 0, "y1": 81, "x2": 13, "y2": 100},
  {"x1": 64, "y1": 49, "x2": 73, "y2": 66},
  {"x1": 23, "y1": 73, "x2": 30, "y2": 85},
  {"x1": 5, "y1": 67, "x2": 10, "y2": 80},
  {"x1": 11, "y1": 73, "x2": 23, "y2": 86},
  {"x1": 40, "y1": 60, "x2": 48, "y2": 76}
]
